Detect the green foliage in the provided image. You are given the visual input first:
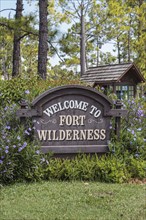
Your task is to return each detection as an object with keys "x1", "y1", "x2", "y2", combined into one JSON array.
[
  {"x1": 42, "y1": 154, "x2": 145, "y2": 183},
  {"x1": 0, "y1": 78, "x2": 145, "y2": 185},
  {"x1": 106, "y1": 0, "x2": 146, "y2": 76},
  {"x1": 109, "y1": 96, "x2": 146, "y2": 159},
  {"x1": 0, "y1": 104, "x2": 50, "y2": 184},
  {"x1": 0, "y1": 77, "x2": 82, "y2": 106},
  {"x1": 1, "y1": 0, "x2": 146, "y2": 77},
  {"x1": 126, "y1": 156, "x2": 146, "y2": 179},
  {"x1": 0, "y1": 17, "x2": 13, "y2": 79}
]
